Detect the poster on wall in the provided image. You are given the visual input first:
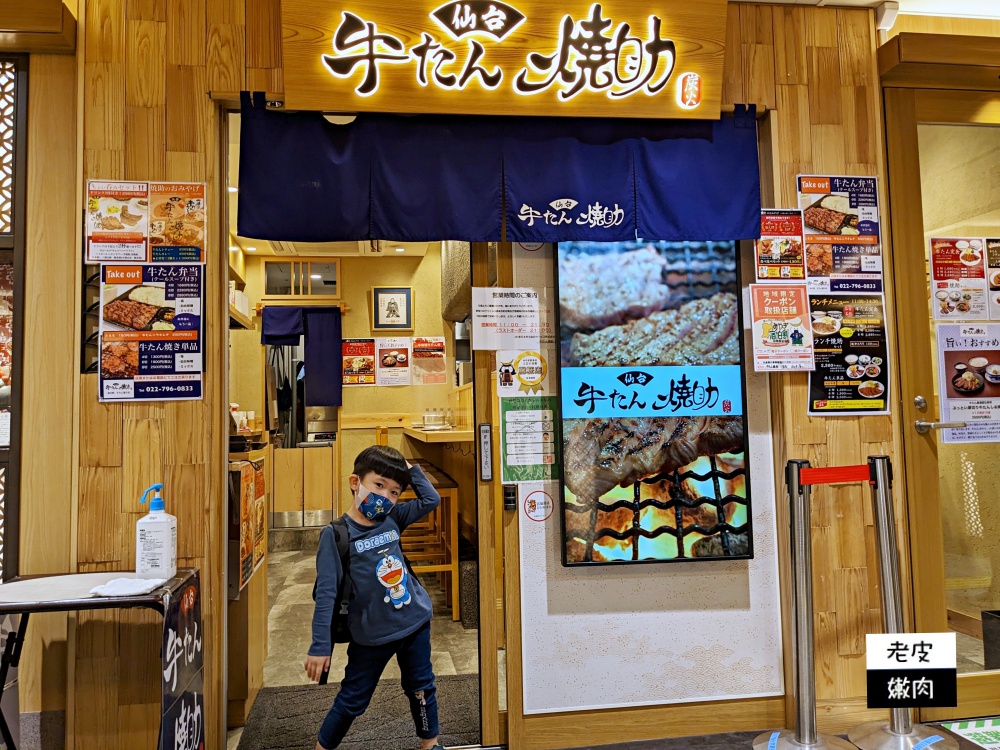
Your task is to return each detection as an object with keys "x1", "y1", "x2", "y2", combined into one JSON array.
[
  {"x1": 87, "y1": 181, "x2": 207, "y2": 264},
  {"x1": 471, "y1": 287, "x2": 541, "y2": 350},
  {"x1": 98, "y1": 264, "x2": 204, "y2": 402},
  {"x1": 252, "y1": 461, "x2": 267, "y2": 570},
  {"x1": 749, "y1": 285, "x2": 815, "y2": 372},
  {"x1": 798, "y1": 175, "x2": 883, "y2": 294},
  {"x1": 149, "y1": 182, "x2": 207, "y2": 263},
  {"x1": 935, "y1": 324, "x2": 1000, "y2": 443},
  {"x1": 500, "y1": 395, "x2": 559, "y2": 483},
  {"x1": 930, "y1": 238, "x2": 988, "y2": 321},
  {"x1": 375, "y1": 337, "x2": 411, "y2": 386},
  {"x1": 342, "y1": 339, "x2": 376, "y2": 385},
  {"x1": 498, "y1": 349, "x2": 554, "y2": 398},
  {"x1": 557, "y1": 240, "x2": 751, "y2": 565},
  {"x1": 754, "y1": 209, "x2": 806, "y2": 281},
  {"x1": 807, "y1": 294, "x2": 890, "y2": 416},
  {"x1": 411, "y1": 336, "x2": 447, "y2": 385}
]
